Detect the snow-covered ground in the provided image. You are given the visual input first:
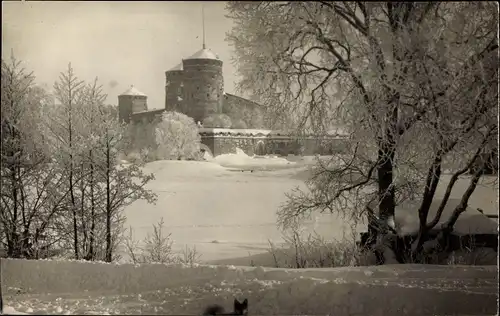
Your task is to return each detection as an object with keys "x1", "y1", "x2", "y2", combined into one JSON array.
[
  {"x1": 2, "y1": 259, "x2": 498, "y2": 315},
  {"x1": 2, "y1": 153, "x2": 497, "y2": 315},
  {"x1": 122, "y1": 151, "x2": 498, "y2": 263}
]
